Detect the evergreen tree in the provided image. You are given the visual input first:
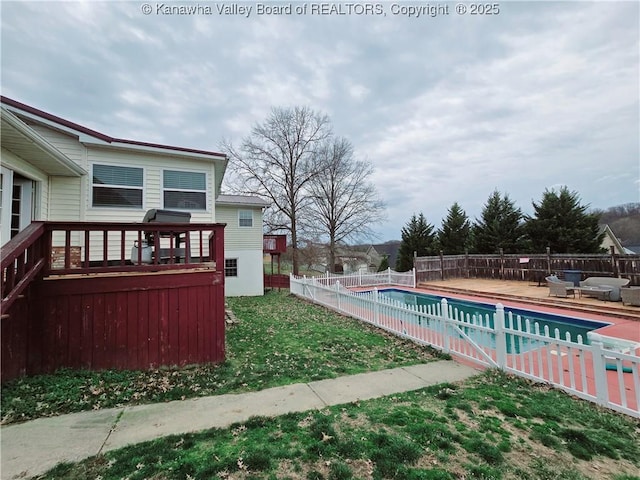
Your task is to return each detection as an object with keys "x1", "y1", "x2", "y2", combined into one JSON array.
[
  {"x1": 437, "y1": 202, "x2": 471, "y2": 254},
  {"x1": 525, "y1": 186, "x2": 605, "y2": 253},
  {"x1": 377, "y1": 255, "x2": 389, "y2": 272},
  {"x1": 472, "y1": 190, "x2": 526, "y2": 253},
  {"x1": 396, "y1": 213, "x2": 436, "y2": 271}
]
